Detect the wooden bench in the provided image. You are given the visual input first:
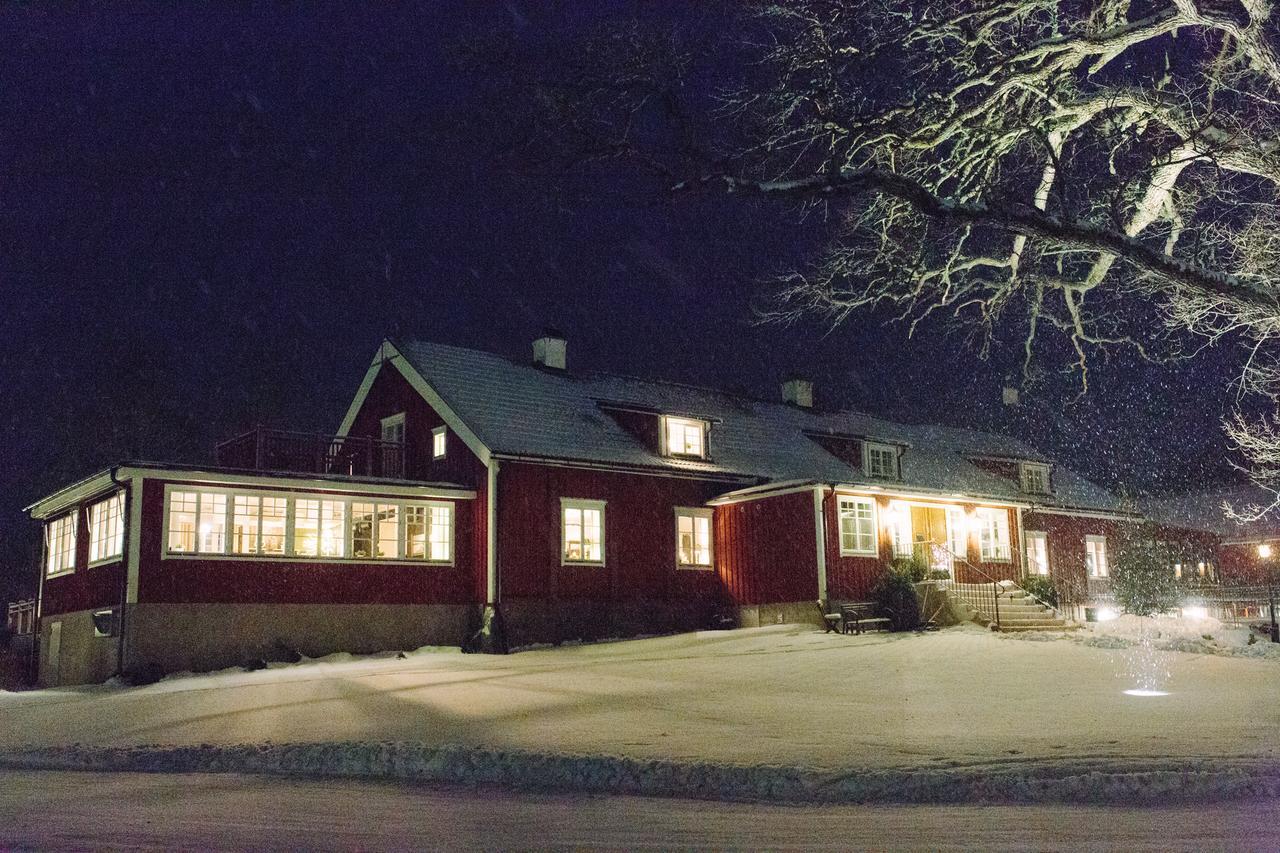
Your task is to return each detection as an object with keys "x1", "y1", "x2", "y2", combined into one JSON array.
[
  {"x1": 819, "y1": 600, "x2": 891, "y2": 634},
  {"x1": 840, "y1": 602, "x2": 891, "y2": 635}
]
